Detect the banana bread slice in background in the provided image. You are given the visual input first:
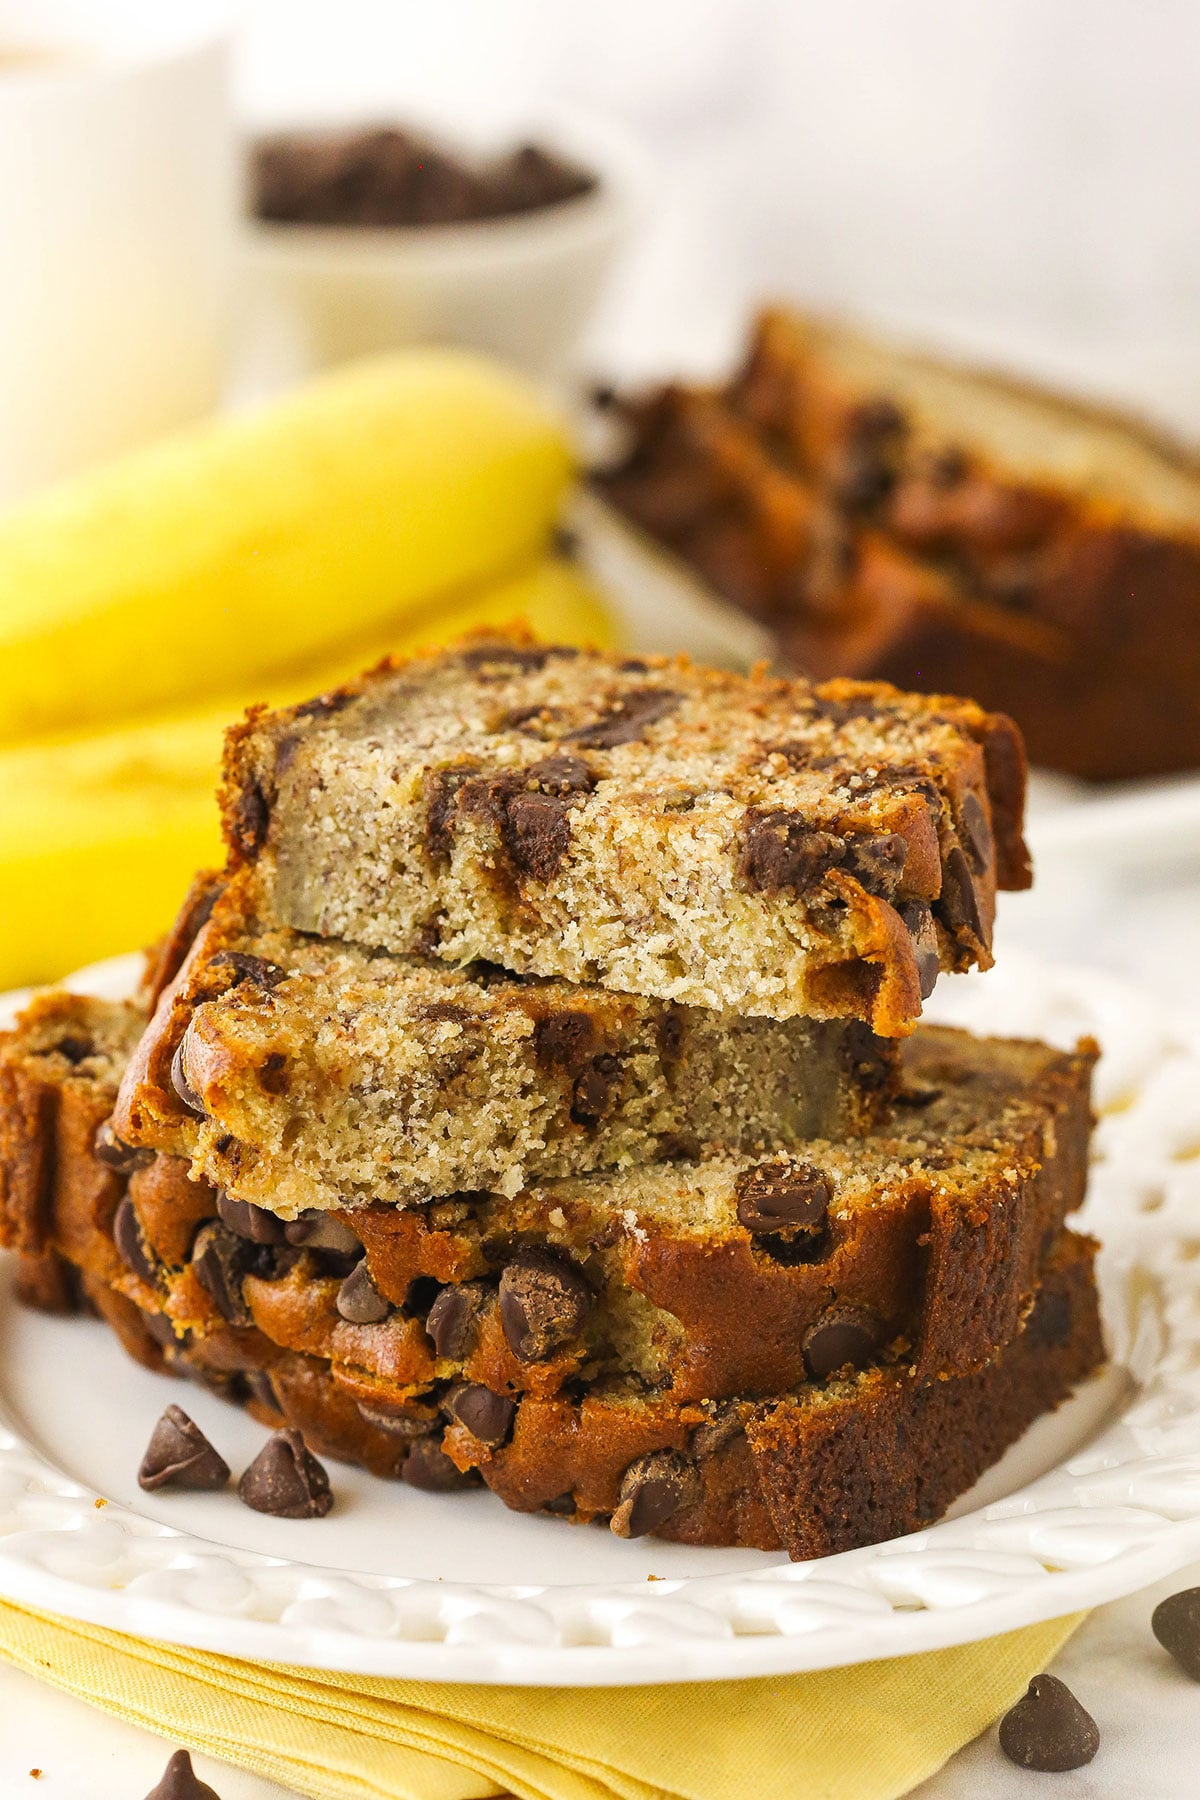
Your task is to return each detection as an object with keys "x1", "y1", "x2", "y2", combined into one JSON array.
[{"x1": 220, "y1": 634, "x2": 1030, "y2": 1033}]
